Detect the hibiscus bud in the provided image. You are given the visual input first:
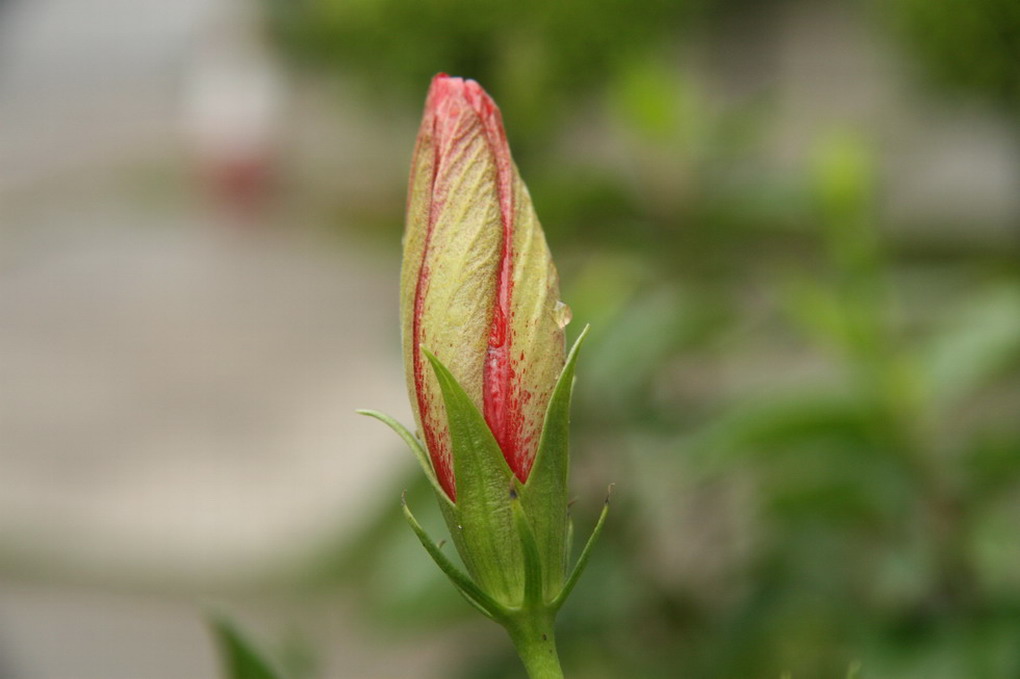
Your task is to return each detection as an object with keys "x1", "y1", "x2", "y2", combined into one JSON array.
[
  {"x1": 401, "y1": 73, "x2": 567, "y2": 502},
  {"x1": 359, "y1": 74, "x2": 608, "y2": 679}
]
